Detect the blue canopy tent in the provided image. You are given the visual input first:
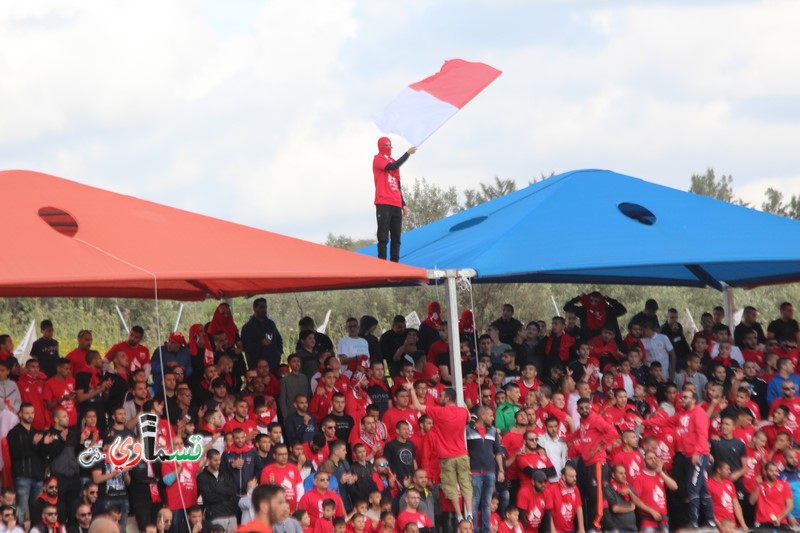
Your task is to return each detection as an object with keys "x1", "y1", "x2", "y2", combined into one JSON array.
[
  {"x1": 360, "y1": 169, "x2": 800, "y2": 401},
  {"x1": 361, "y1": 169, "x2": 800, "y2": 289}
]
